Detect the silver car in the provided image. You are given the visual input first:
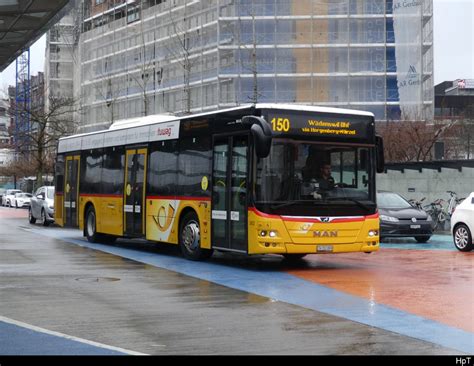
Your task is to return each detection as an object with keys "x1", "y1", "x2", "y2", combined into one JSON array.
[{"x1": 29, "y1": 186, "x2": 55, "y2": 226}]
